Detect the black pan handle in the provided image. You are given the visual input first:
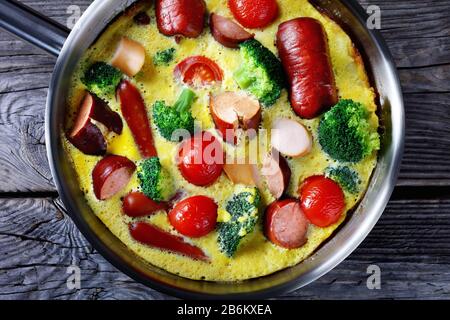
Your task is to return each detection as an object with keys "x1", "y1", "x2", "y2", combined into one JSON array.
[{"x1": 0, "y1": 0, "x2": 70, "y2": 57}]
